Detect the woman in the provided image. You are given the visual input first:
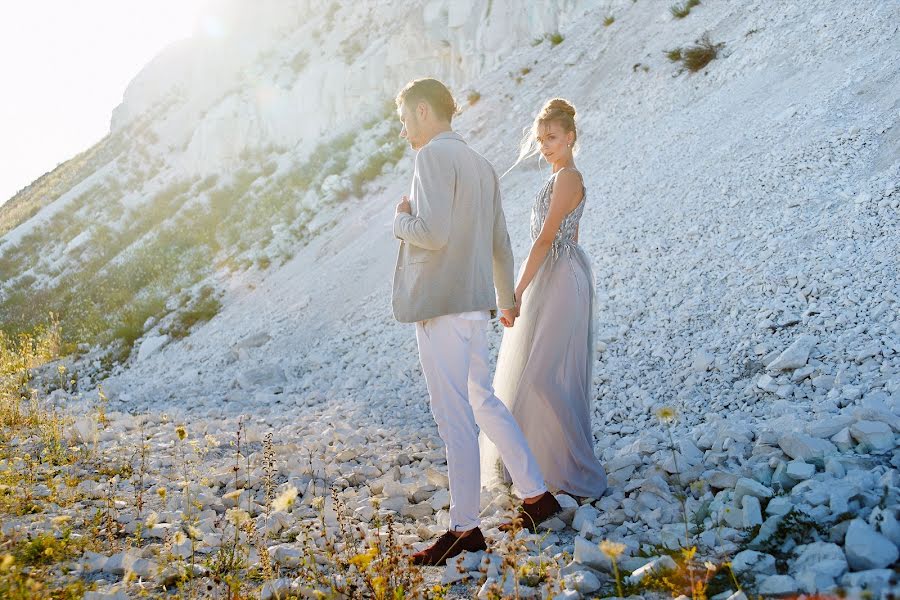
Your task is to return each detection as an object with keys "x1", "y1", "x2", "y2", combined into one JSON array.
[{"x1": 481, "y1": 98, "x2": 607, "y2": 501}]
